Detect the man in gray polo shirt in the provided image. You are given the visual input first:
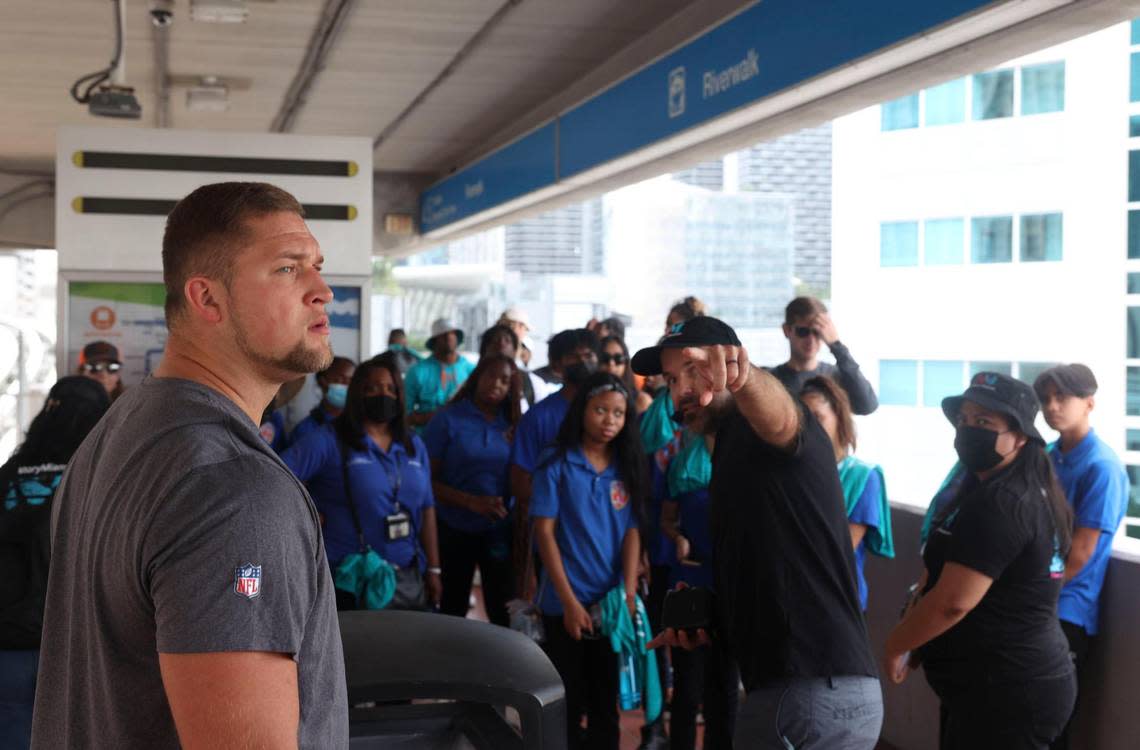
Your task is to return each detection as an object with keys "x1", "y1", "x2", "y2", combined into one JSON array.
[{"x1": 32, "y1": 182, "x2": 349, "y2": 748}]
